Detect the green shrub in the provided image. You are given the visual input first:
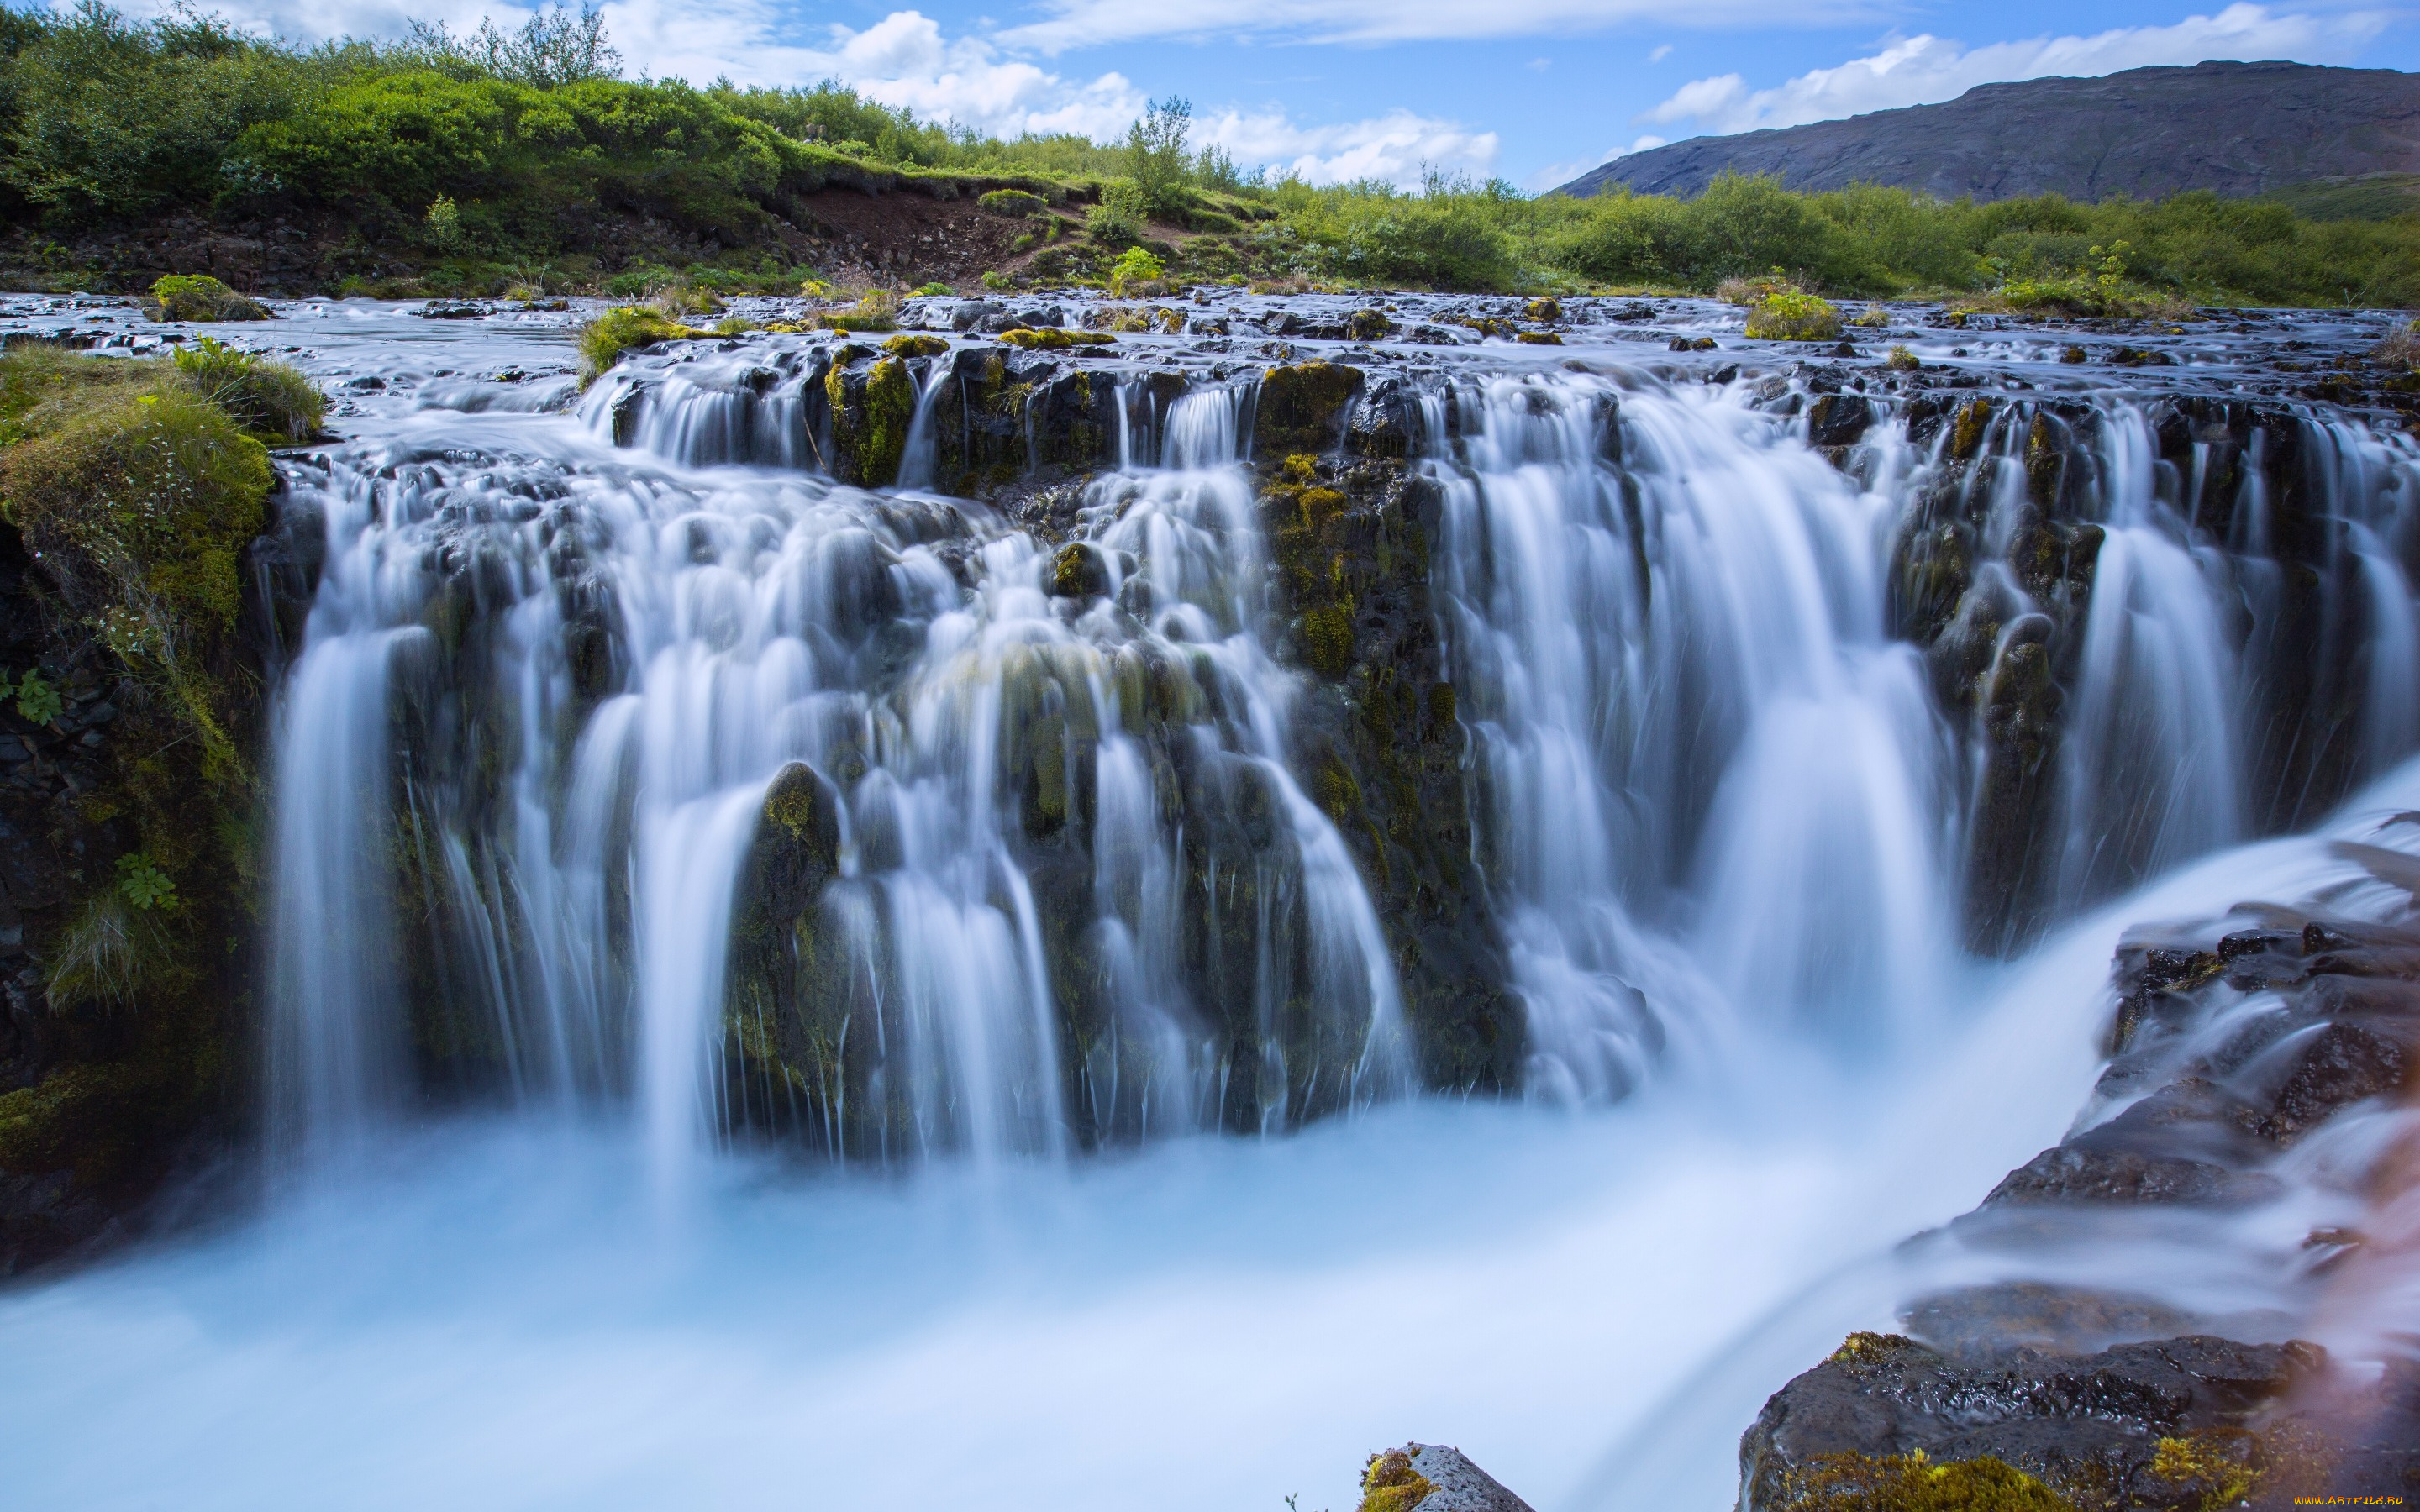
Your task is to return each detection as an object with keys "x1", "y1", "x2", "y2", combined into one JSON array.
[
  {"x1": 171, "y1": 337, "x2": 324, "y2": 442},
  {"x1": 147, "y1": 274, "x2": 270, "y2": 322},
  {"x1": 1107, "y1": 245, "x2": 1165, "y2": 297},
  {"x1": 978, "y1": 189, "x2": 1047, "y2": 217},
  {"x1": 1744, "y1": 289, "x2": 1844, "y2": 341},
  {"x1": 1087, "y1": 179, "x2": 1150, "y2": 247}
]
